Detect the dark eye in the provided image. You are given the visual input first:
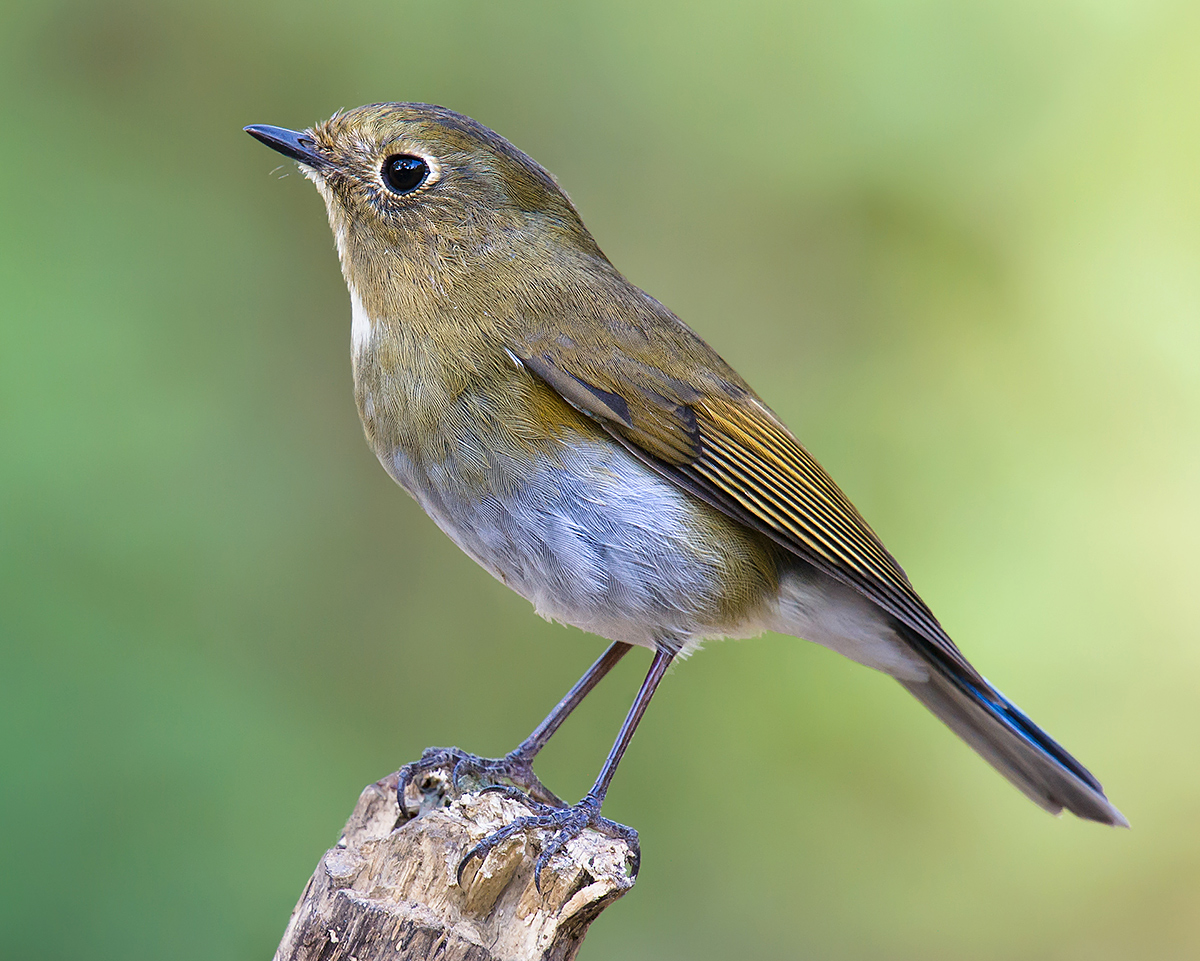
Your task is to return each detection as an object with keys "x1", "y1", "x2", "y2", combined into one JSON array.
[{"x1": 382, "y1": 154, "x2": 429, "y2": 195}]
